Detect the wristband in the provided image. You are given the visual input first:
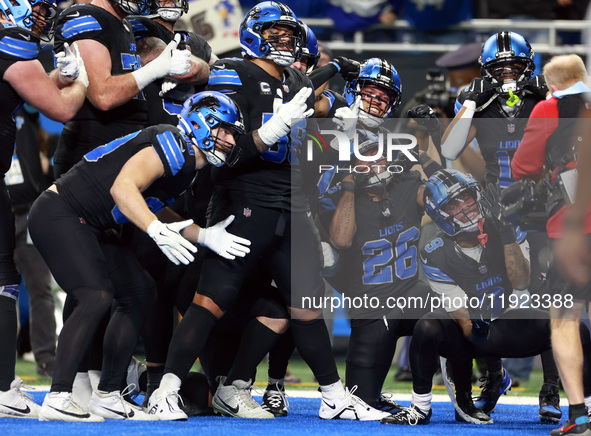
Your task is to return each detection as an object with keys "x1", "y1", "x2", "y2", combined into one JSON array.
[
  {"x1": 341, "y1": 181, "x2": 355, "y2": 193},
  {"x1": 499, "y1": 225, "x2": 517, "y2": 246}
]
